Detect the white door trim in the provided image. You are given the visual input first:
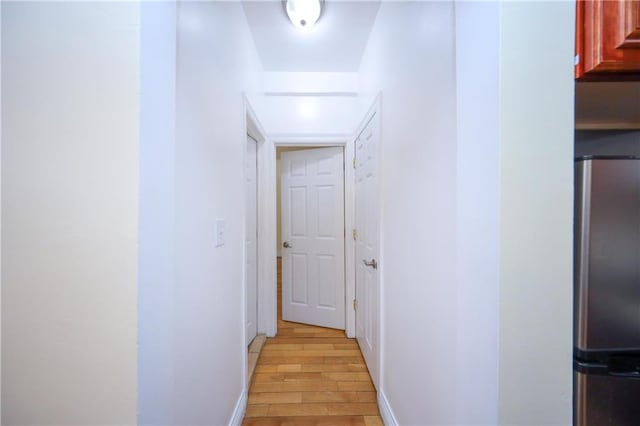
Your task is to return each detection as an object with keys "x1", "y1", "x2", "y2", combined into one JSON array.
[
  {"x1": 246, "y1": 132, "x2": 355, "y2": 338},
  {"x1": 271, "y1": 137, "x2": 356, "y2": 337},
  {"x1": 245, "y1": 133, "x2": 258, "y2": 346},
  {"x1": 242, "y1": 98, "x2": 269, "y2": 407},
  {"x1": 244, "y1": 97, "x2": 276, "y2": 341}
]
